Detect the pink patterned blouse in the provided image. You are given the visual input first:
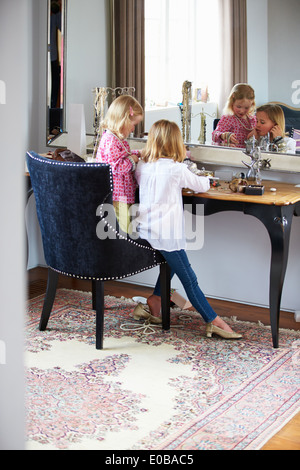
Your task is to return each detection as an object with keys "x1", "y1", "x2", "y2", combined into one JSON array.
[
  {"x1": 96, "y1": 131, "x2": 139, "y2": 204},
  {"x1": 212, "y1": 114, "x2": 257, "y2": 148}
]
